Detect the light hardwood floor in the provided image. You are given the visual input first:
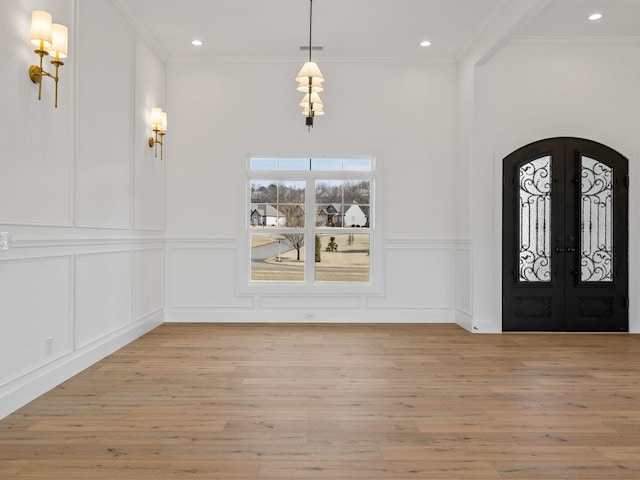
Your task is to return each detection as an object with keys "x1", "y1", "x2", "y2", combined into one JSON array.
[{"x1": 1, "y1": 323, "x2": 640, "y2": 479}]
